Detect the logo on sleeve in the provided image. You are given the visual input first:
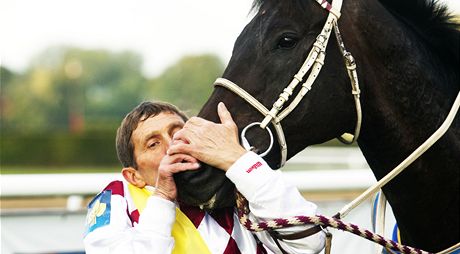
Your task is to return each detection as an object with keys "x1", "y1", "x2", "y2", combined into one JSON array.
[
  {"x1": 246, "y1": 161, "x2": 263, "y2": 173},
  {"x1": 84, "y1": 190, "x2": 111, "y2": 236}
]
